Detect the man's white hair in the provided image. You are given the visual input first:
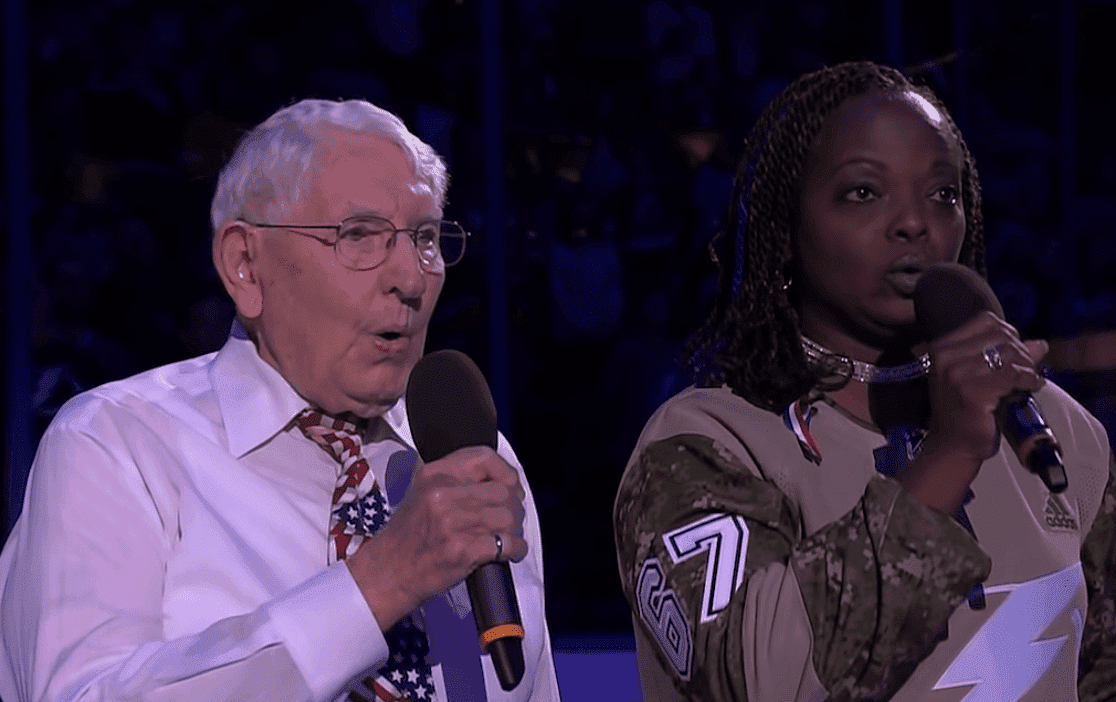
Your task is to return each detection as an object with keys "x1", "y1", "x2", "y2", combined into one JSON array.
[{"x1": 210, "y1": 98, "x2": 449, "y2": 232}]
